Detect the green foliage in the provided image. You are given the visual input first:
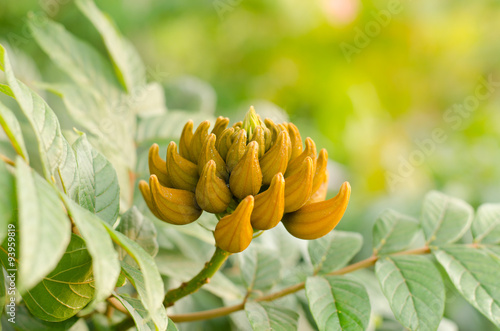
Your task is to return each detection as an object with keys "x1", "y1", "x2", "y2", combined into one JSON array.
[{"x1": 0, "y1": 1, "x2": 499, "y2": 330}]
